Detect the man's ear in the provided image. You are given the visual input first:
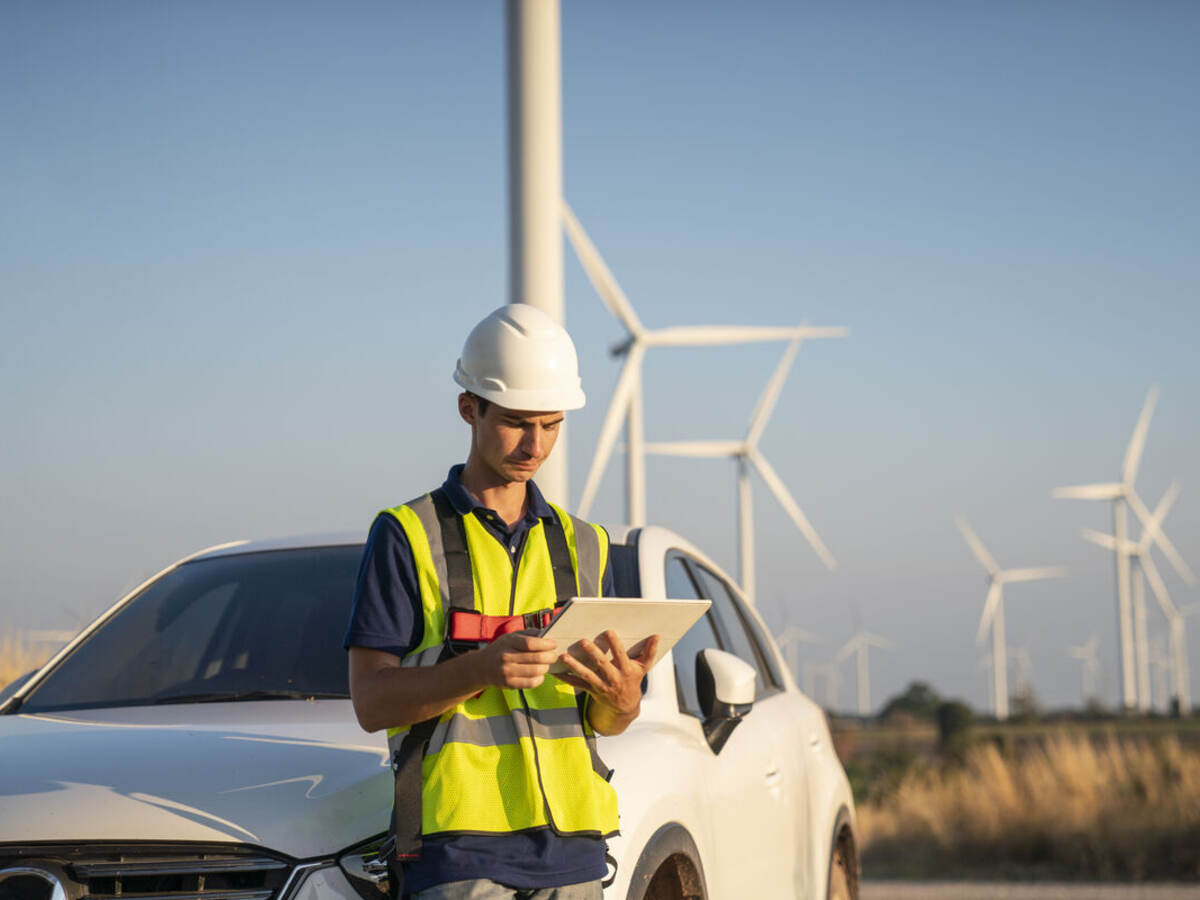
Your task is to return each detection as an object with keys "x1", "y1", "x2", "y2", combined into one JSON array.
[{"x1": 458, "y1": 392, "x2": 477, "y2": 426}]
